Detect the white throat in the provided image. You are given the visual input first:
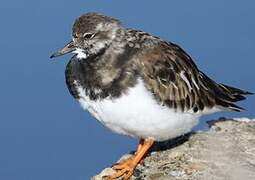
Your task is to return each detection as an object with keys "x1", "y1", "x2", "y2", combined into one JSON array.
[{"x1": 73, "y1": 48, "x2": 87, "y2": 59}]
